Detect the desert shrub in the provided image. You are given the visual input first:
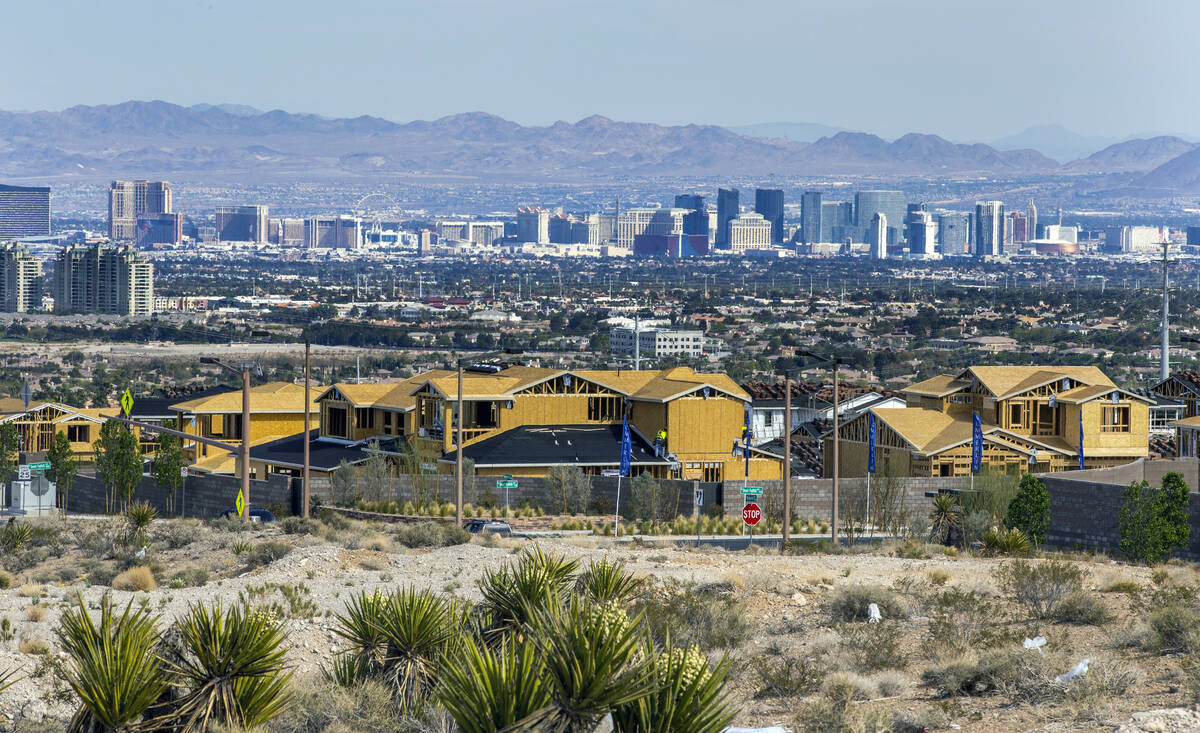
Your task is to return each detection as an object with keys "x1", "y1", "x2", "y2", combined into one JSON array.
[
  {"x1": 394, "y1": 521, "x2": 471, "y2": 548},
  {"x1": 154, "y1": 520, "x2": 204, "y2": 550},
  {"x1": 317, "y1": 509, "x2": 351, "y2": 531},
  {"x1": 838, "y1": 622, "x2": 906, "y2": 672},
  {"x1": 19, "y1": 637, "x2": 50, "y2": 655},
  {"x1": 927, "y1": 569, "x2": 951, "y2": 586},
  {"x1": 241, "y1": 541, "x2": 293, "y2": 569},
  {"x1": 826, "y1": 584, "x2": 907, "y2": 623},
  {"x1": 634, "y1": 579, "x2": 751, "y2": 650},
  {"x1": 961, "y1": 510, "x2": 992, "y2": 546},
  {"x1": 754, "y1": 654, "x2": 824, "y2": 698},
  {"x1": 1145, "y1": 605, "x2": 1200, "y2": 653},
  {"x1": 112, "y1": 566, "x2": 157, "y2": 592},
  {"x1": 994, "y1": 559, "x2": 1083, "y2": 618},
  {"x1": 1051, "y1": 591, "x2": 1111, "y2": 626},
  {"x1": 280, "y1": 516, "x2": 322, "y2": 535},
  {"x1": 823, "y1": 671, "x2": 878, "y2": 701},
  {"x1": 82, "y1": 560, "x2": 118, "y2": 587},
  {"x1": 1005, "y1": 474, "x2": 1050, "y2": 545},
  {"x1": 794, "y1": 677, "x2": 892, "y2": 733},
  {"x1": 928, "y1": 588, "x2": 1005, "y2": 652},
  {"x1": 921, "y1": 647, "x2": 1055, "y2": 699},
  {"x1": 169, "y1": 568, "x2": 211, "y2": 589},
  {"x1": 0, "y1": 571, "x2": 10, "y2": 589},
  {"x1": 892, "y1": 538, "x2": 927, "y2": 559},
  {"x1": 210, "y1": 515, "x2": 256, "y2": 534},
  {"x1": 24, "y1": 604, "x2": 48, "y2": 623},
  {"x1": 1061, "y1": 658, "x2": 1143, "y2": 705}
]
